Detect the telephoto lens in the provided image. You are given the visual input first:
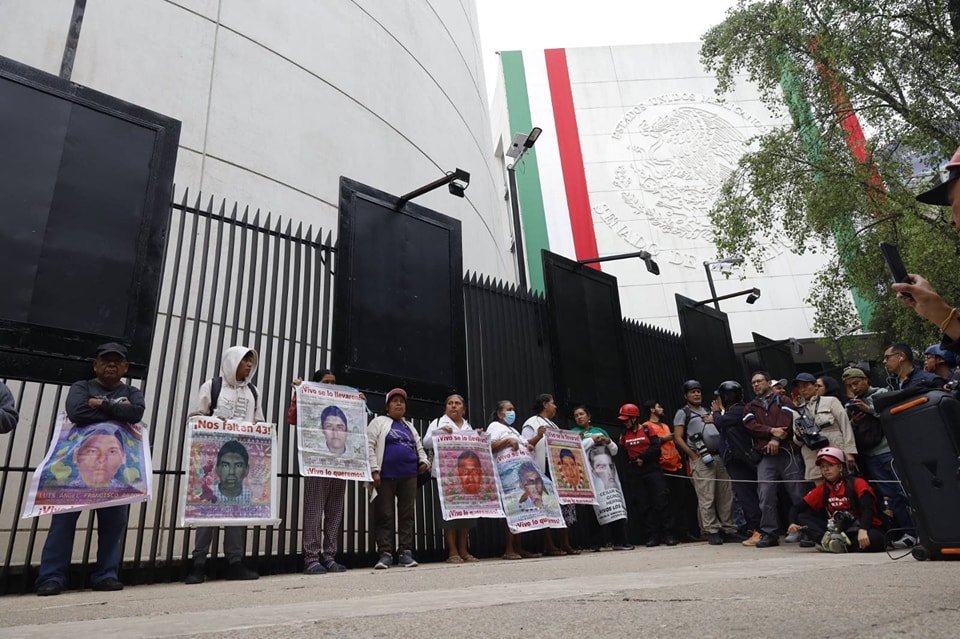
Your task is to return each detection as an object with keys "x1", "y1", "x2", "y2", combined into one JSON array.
[{"x1": 689, "y1": 432, "x2": 714, "y2": 465}]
